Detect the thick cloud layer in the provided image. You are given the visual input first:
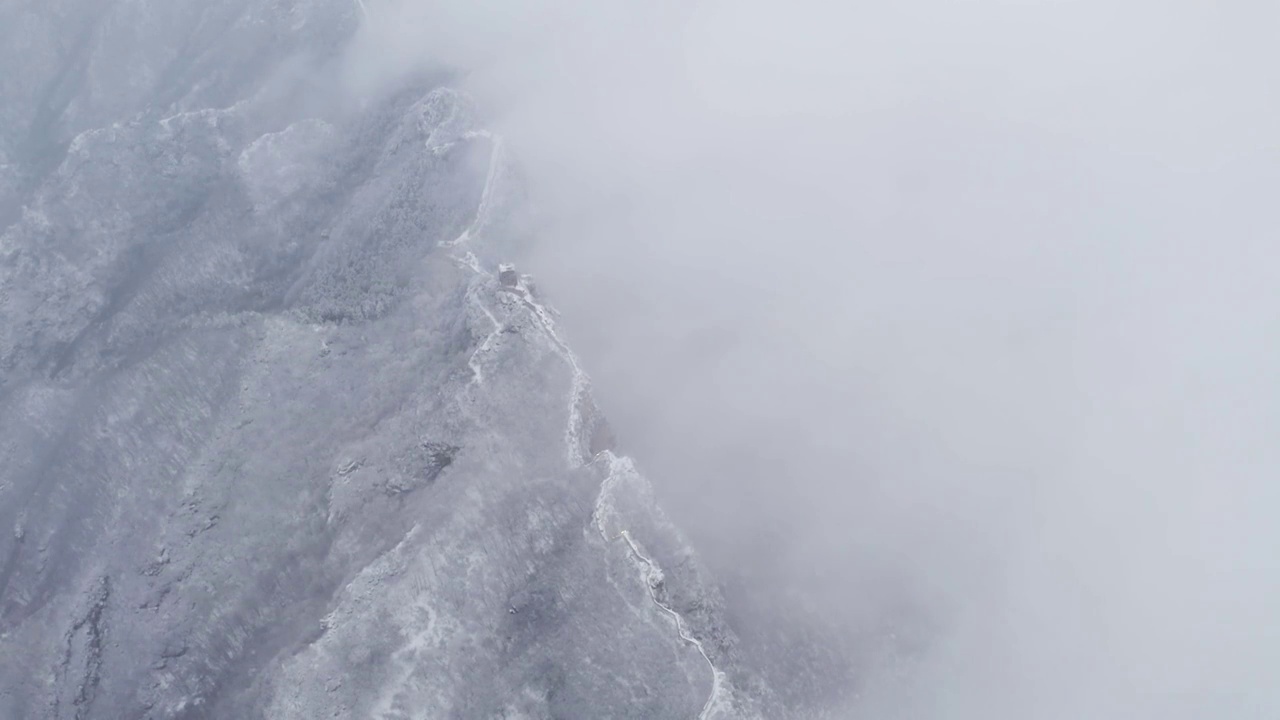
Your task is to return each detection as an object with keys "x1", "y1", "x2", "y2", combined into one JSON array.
[{"x1": 348, "y1": 1, "x2": 1279, "y2": 716}]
